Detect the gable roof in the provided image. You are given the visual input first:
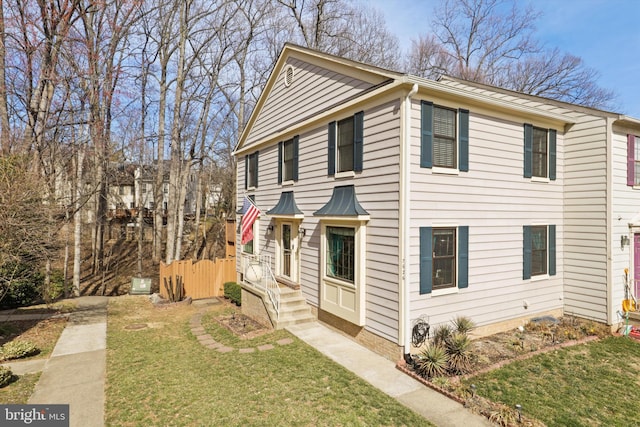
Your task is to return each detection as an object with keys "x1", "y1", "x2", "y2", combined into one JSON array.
[{"x1": 238, "y1": 45, "x2": 640, "y2": 157}]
